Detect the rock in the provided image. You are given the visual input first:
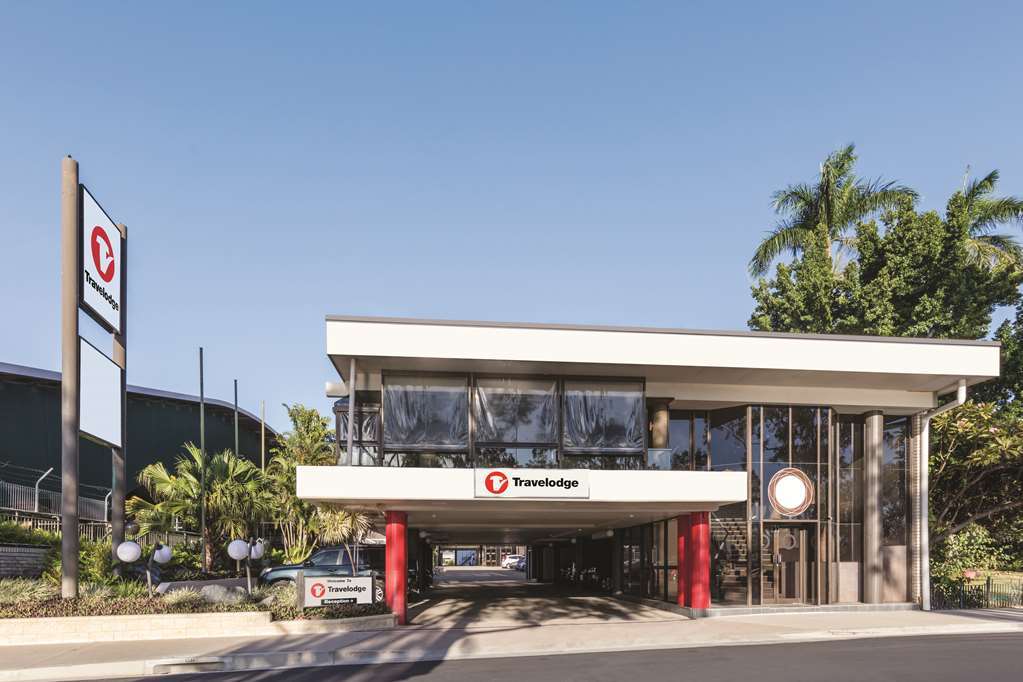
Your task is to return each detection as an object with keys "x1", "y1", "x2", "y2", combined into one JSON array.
[{"x1": 200, "y1": 584, "x2": 246, "y2": 604}]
